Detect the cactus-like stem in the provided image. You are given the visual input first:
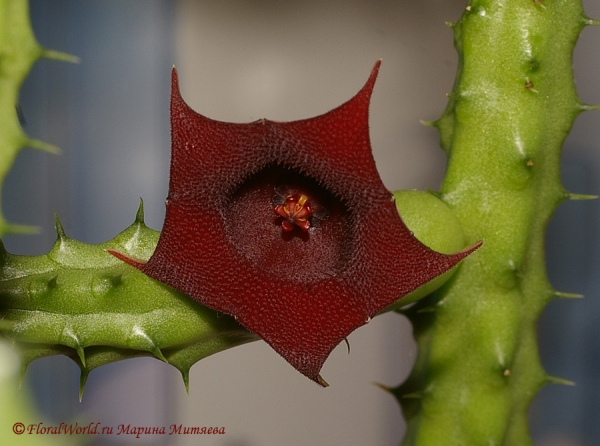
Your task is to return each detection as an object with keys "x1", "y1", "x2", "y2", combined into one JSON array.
[
  {"x1": 0, "y1": 0, "x2": 75, "y2": 236},
  {"x1": 0, "y1": 202, "x2": 258, "y2": 397},
  {"x1": 395, "y1": 1, "x2": 594, "y2": 444}
]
